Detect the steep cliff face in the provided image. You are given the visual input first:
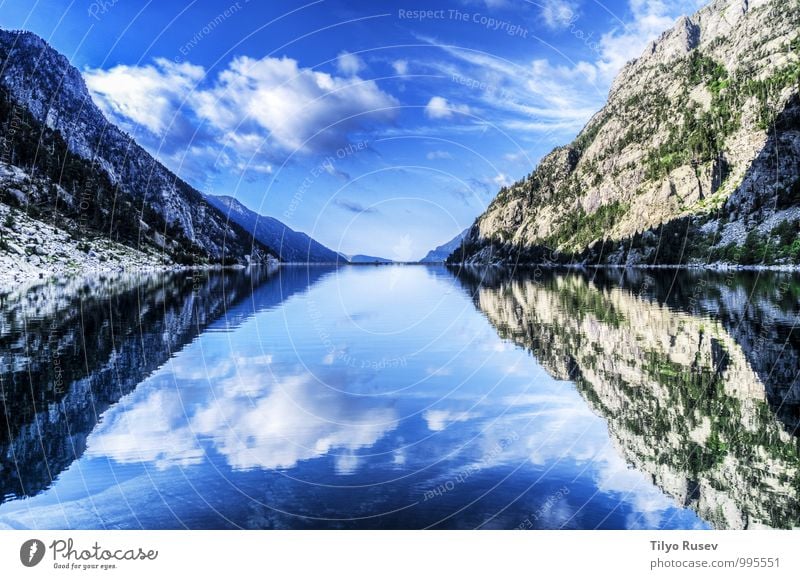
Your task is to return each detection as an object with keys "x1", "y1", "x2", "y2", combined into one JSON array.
[
  {"x1": 457, "y1": 0, "x2": 800, "y2": 266},
  {"x1": 458, "y1": 269, "x2": 800, "y2": 528},
  {"x1": 0, "y1": 29, "x2": 276, "y2": 269}
]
